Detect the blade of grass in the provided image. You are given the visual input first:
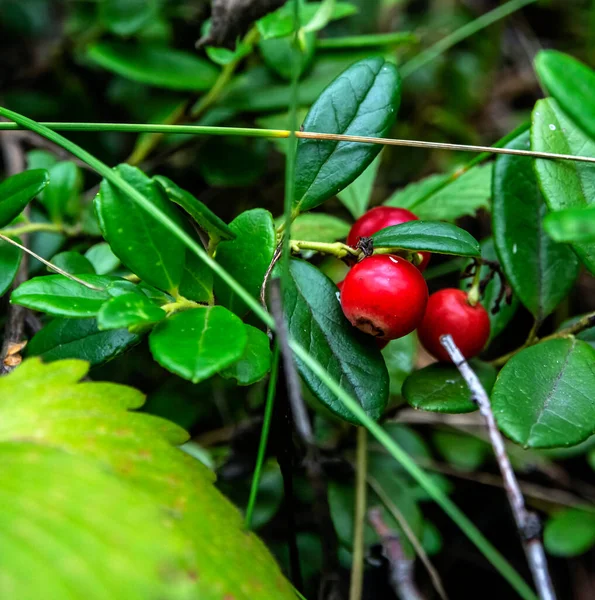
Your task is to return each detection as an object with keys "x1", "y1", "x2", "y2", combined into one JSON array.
[{"x1": 0, "y1": 105, "x2": 537, "y2": 600}]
